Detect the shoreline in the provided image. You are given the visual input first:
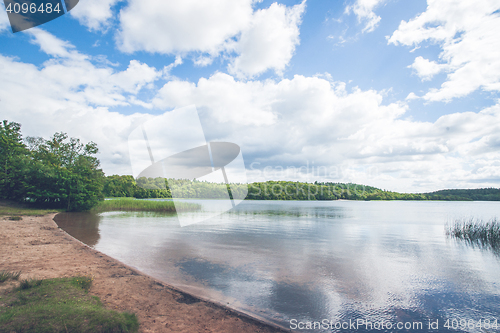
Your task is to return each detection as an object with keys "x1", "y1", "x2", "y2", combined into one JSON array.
[{"x1": 0, "y1": 213, "x2": 289, "y2": 333}]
